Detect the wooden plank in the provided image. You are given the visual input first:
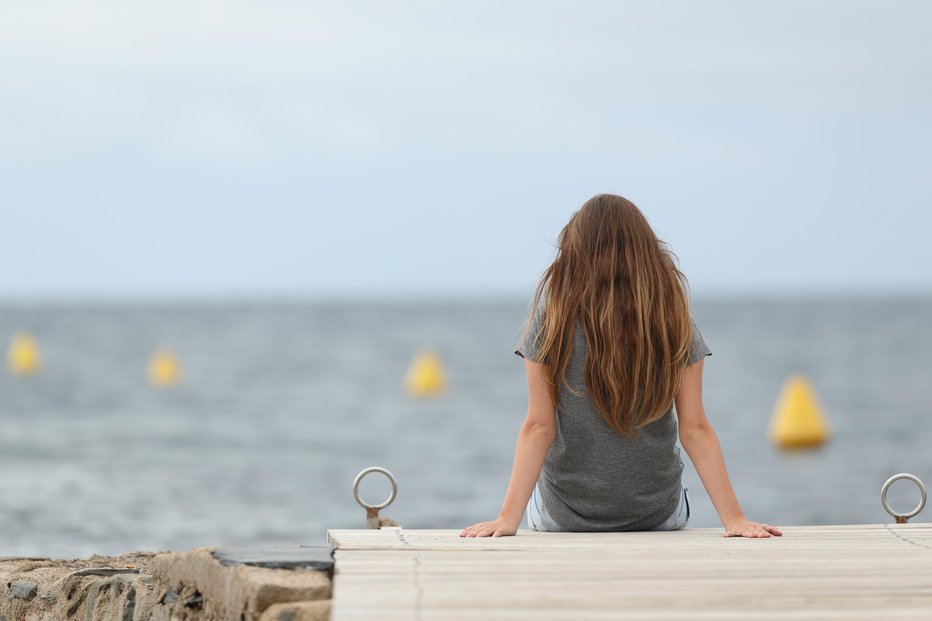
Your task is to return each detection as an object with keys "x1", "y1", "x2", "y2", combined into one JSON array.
[
  {"x1": 328, "y1": 524, "x2": 932, "y2": 621},
  {"x1": 328, "y1": 524, "x2": 932, "y2": 550}
]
